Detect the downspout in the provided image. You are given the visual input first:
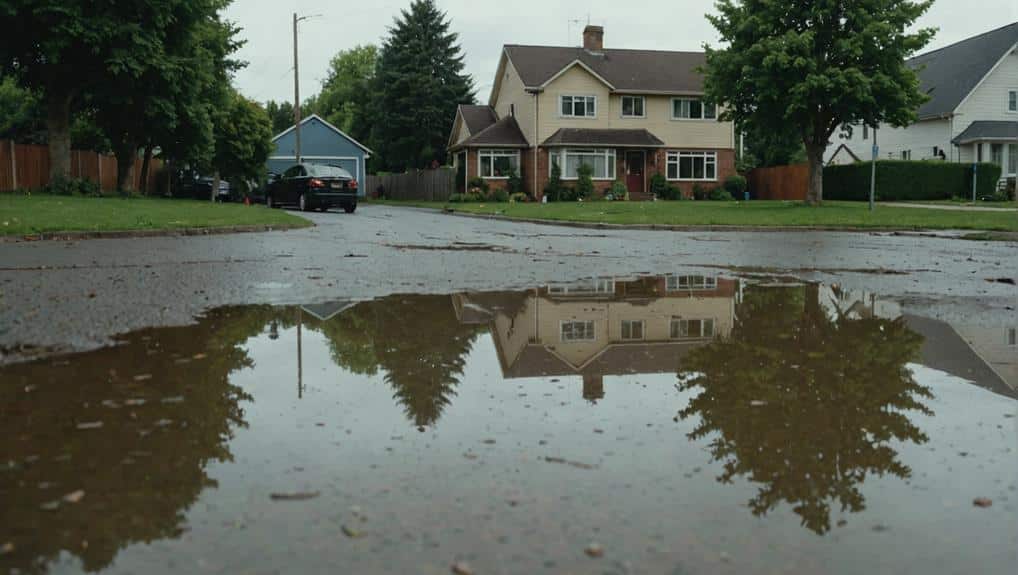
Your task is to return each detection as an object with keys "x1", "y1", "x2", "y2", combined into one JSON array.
[{"x1": 533, "y1": 91, "x2": 539, "y2": 198}]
